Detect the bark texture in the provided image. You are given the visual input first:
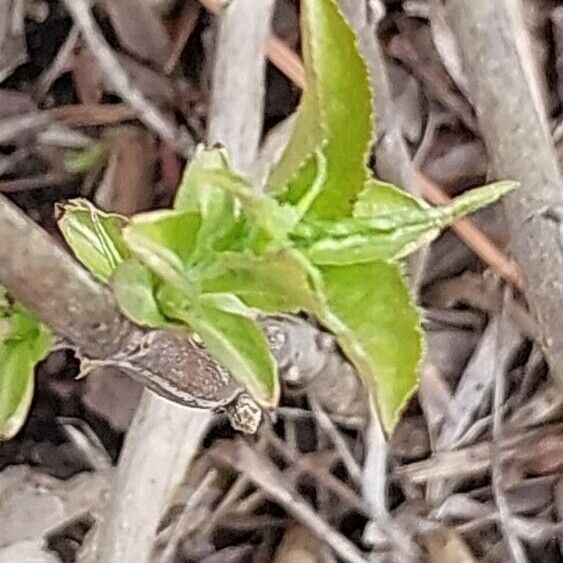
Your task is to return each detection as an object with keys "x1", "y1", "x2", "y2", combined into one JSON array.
[{"x1": 447, "y1": 0, "x2": 563, "y2": 385}]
